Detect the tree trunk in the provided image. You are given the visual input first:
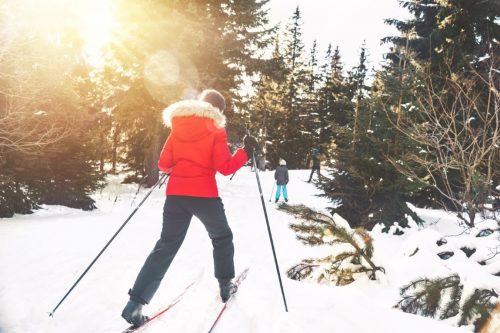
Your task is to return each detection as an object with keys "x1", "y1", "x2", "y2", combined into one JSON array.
[
  {"x1": 111, "y1": 127, "x2": 120, "y2": 174},
  {"x1": 99, "y1": 129, "x2": 105, "y2": 173},
  {"x1": 144, "y1": 126, "x2": 161, "y2": 188},
  {"x1": 352, "y1": 96, "x2": 360, "y2": 150}
]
